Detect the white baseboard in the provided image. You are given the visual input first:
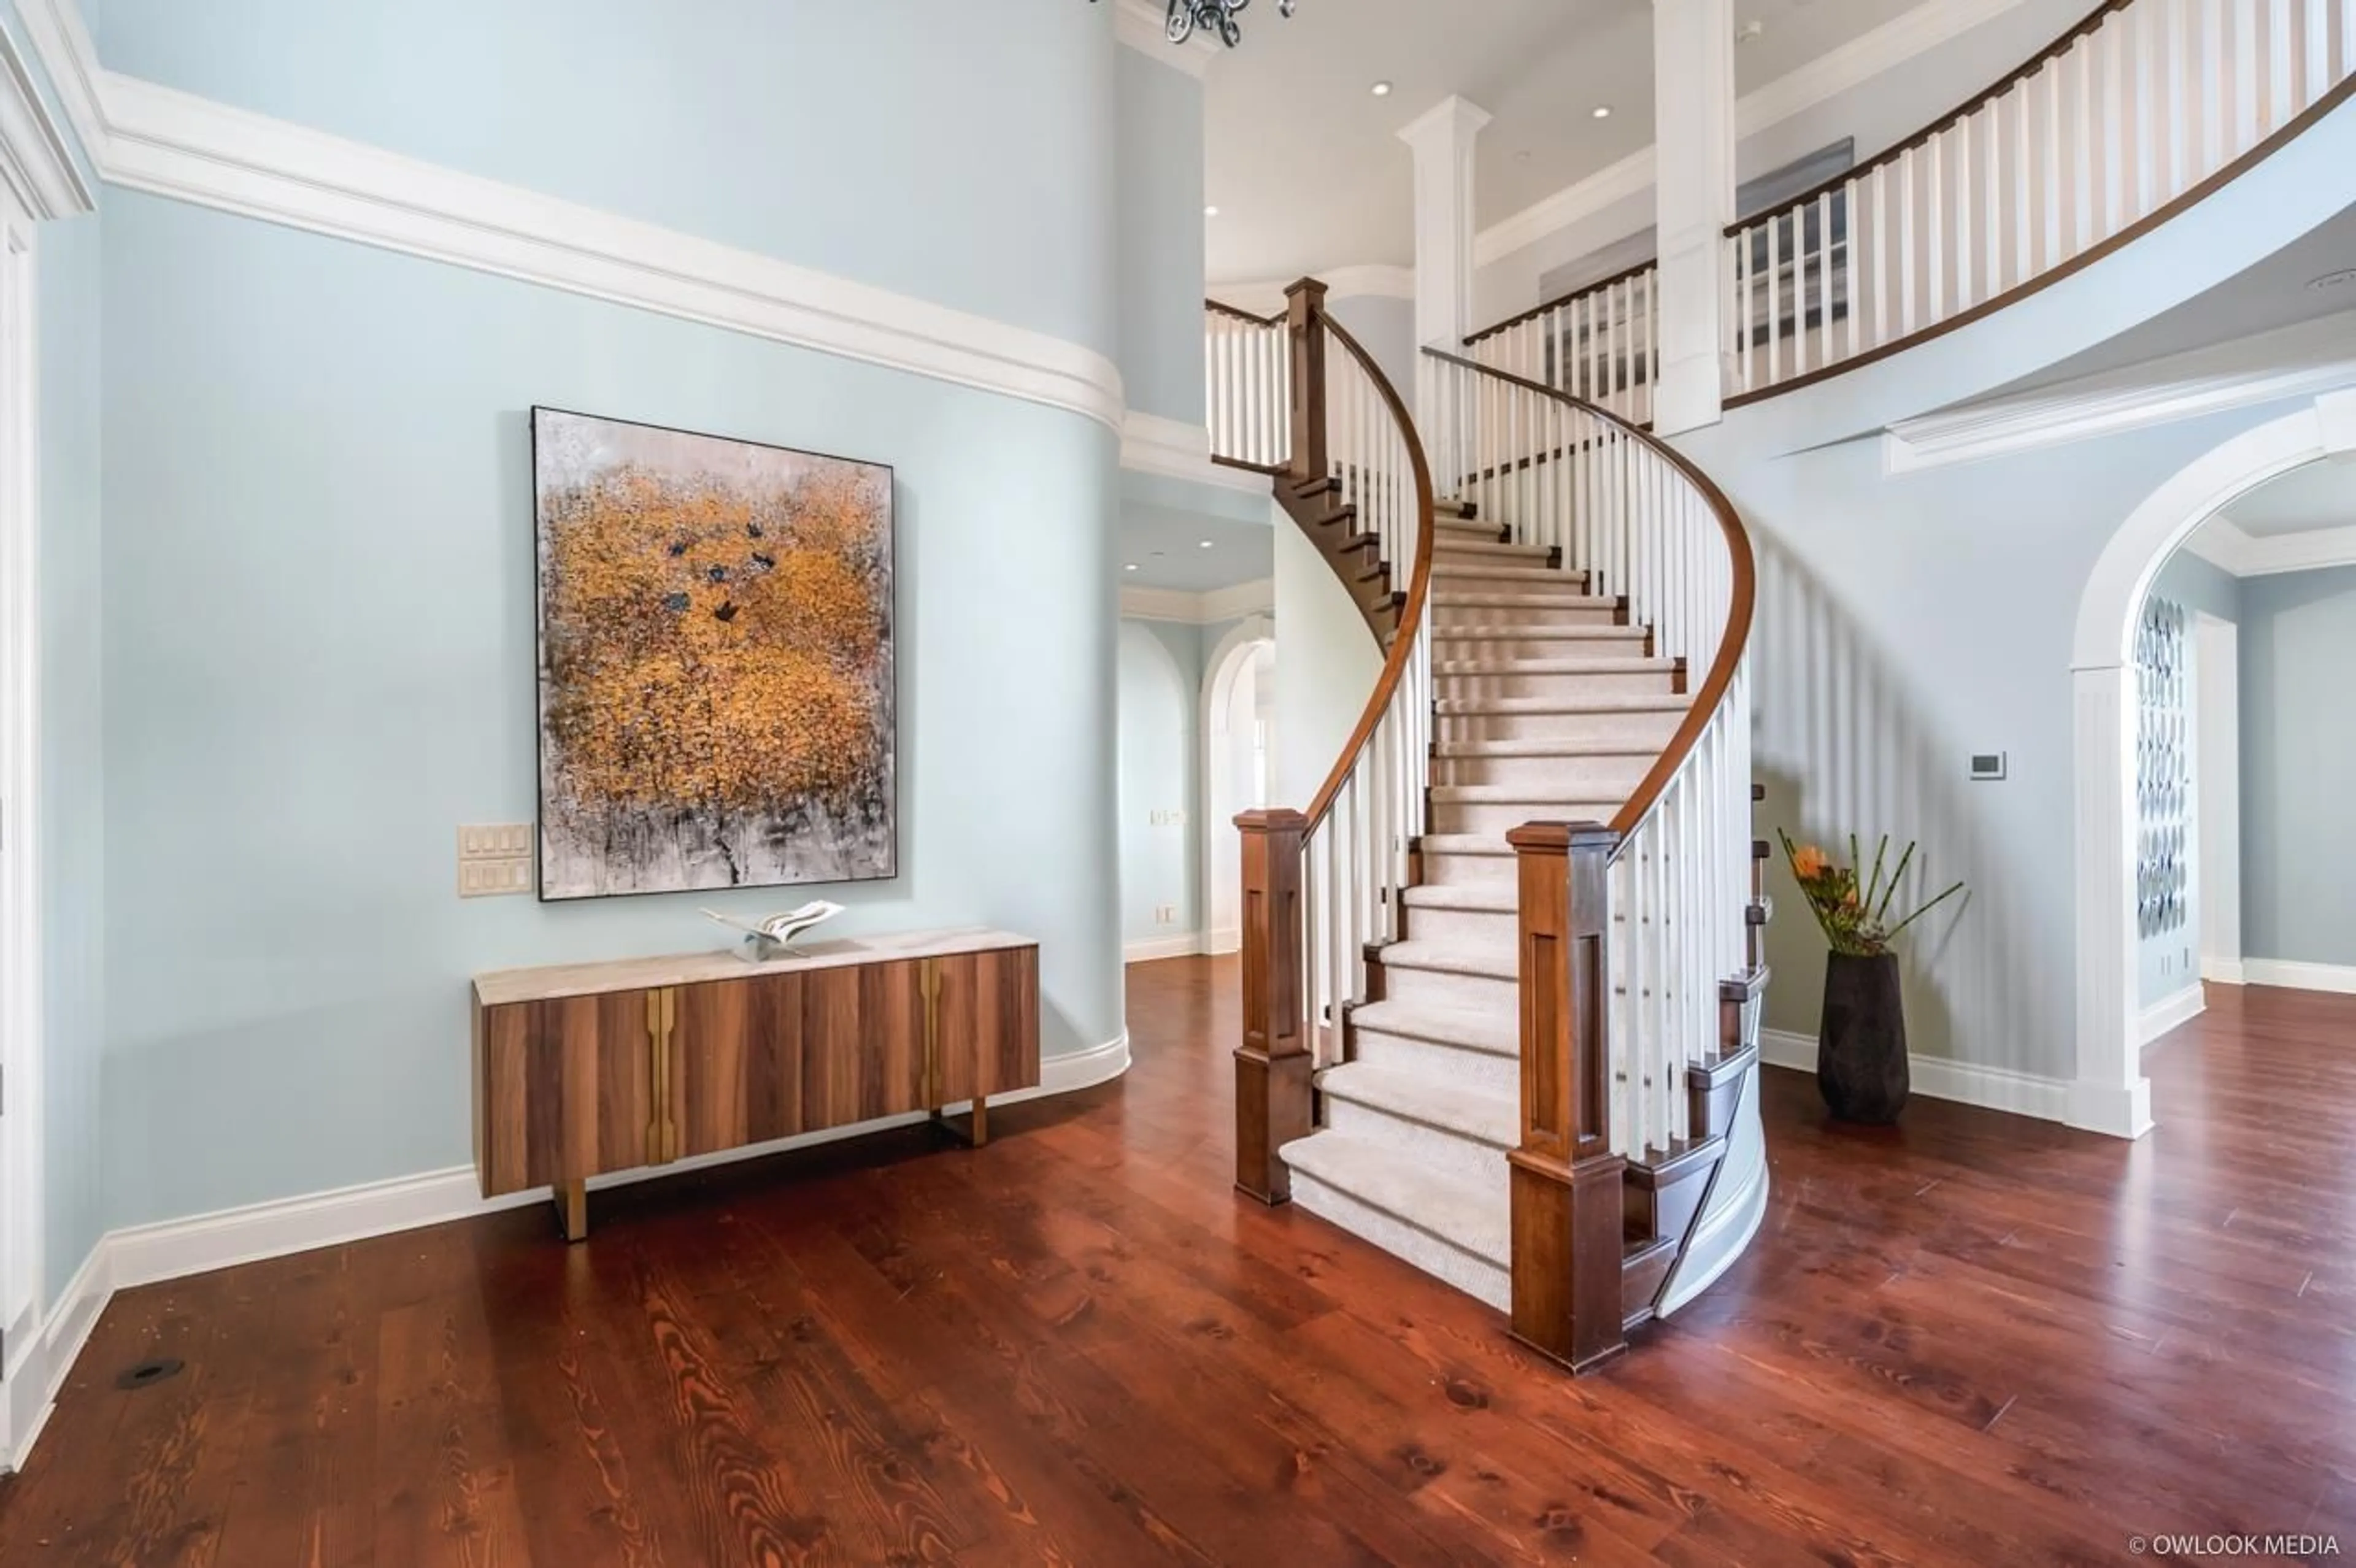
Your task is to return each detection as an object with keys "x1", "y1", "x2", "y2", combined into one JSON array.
[
  {"x1": 1203, "y1": 926, "x2": 1240, "y2": 956},
  {"x1": 2201, "y1": 956, "x2": 2247, "y2": 985},
  {"x1": 1758, "y1": 1028, "x2": 2071, "y2": 1124},
  {"x1": 2138, "y1": 983, "x2": 2207, "y2": 1050},
  {"x1": 2242, "y1": 958, "x2": 2356, "y2": 995},
  {"x1": 2, "y1": 1029, "x2": 1130, "y2": 1473},
  {"x1": 1125, "y1": 934, "x2": 1207, "y2": 962}
]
